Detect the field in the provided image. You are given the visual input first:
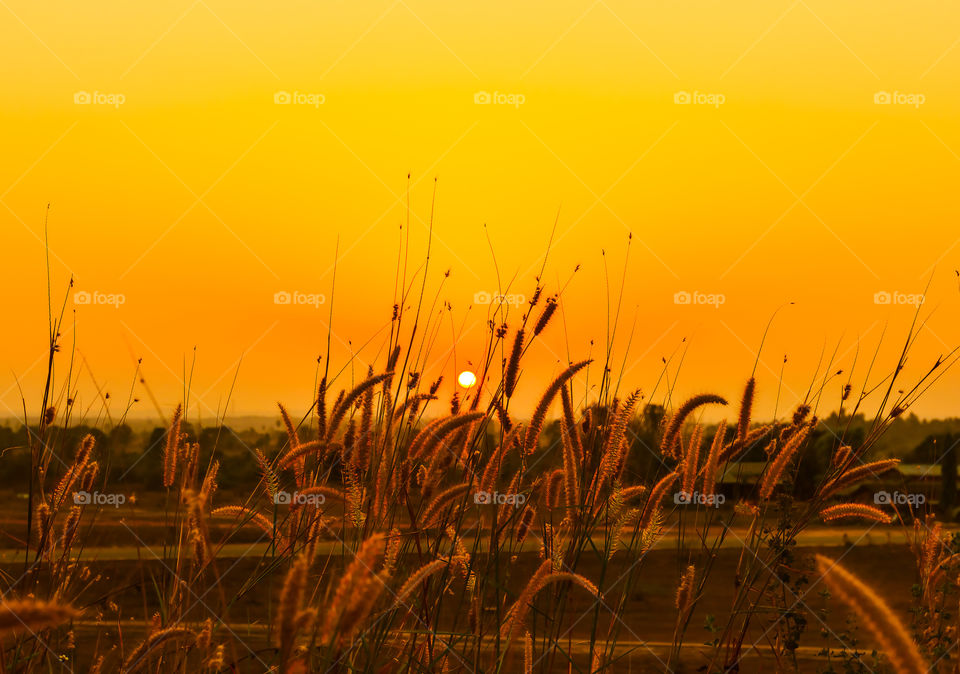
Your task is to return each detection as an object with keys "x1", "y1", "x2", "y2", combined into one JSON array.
[{"x1": 0, "y1": 488, "x2": 942, "y2": 672}]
